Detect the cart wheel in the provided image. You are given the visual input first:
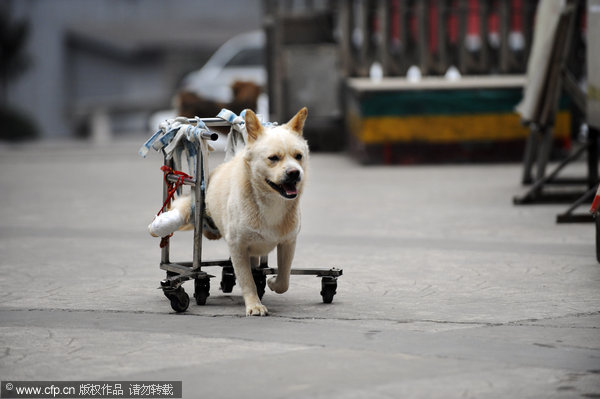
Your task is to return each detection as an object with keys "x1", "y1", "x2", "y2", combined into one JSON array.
[
  {"x1": 164, "y1": 287, "x2": 189, "y2": 313},
  {"x1": 194, "y1": 277, "x2": 210, "y2": 306},
  {"x1": 320, "y1": 276, "x2": 337, "y2": 304},
  {"x1": 220, "y1": 266, "x2": 236, "y2": 293},
  {"x1": 252, "y1": 269, "x2": 266, "y2": 300},
  {"x1": 596, "y1": 216, "x2": 600, "y2": 263}
]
